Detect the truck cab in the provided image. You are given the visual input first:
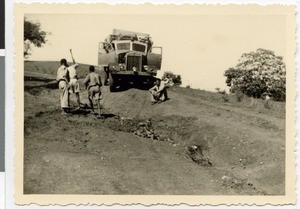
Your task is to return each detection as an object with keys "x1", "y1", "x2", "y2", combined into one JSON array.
[{"x1": 98, "y1": 29, "x2": 162, "y2": 91}]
